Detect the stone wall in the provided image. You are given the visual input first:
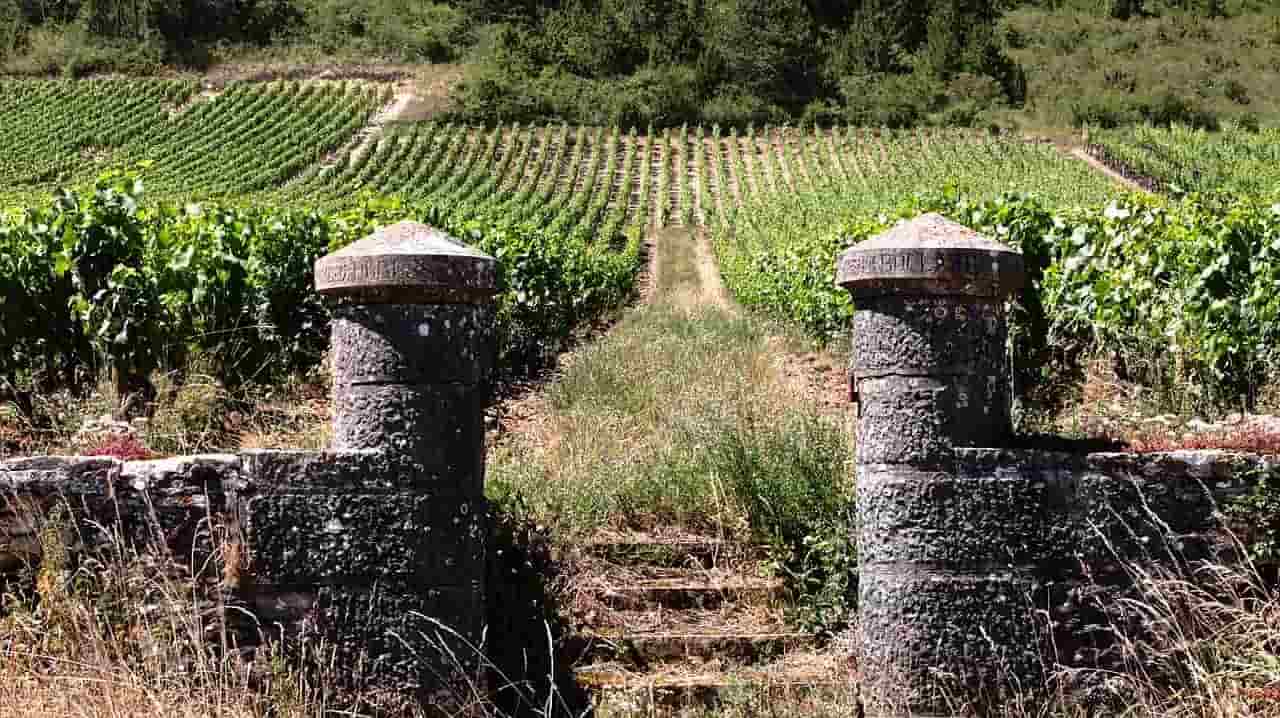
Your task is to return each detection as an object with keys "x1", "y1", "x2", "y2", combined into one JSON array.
[
  {"x1": 0, "y1": 453, "x2": 238, "y2": 576},
  {"x1": 4, "y1": 448, "x2": 1273, "y2": 664},
  {"x1": 0, "y1": 448, "x2": 490, "y2": 705},
  {"x1": 857, "y1": 448, "x2": 1274, "y2": 702},
  {"x1": 836, "y1": 212, "x2": 1279, "y2": 715}
]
